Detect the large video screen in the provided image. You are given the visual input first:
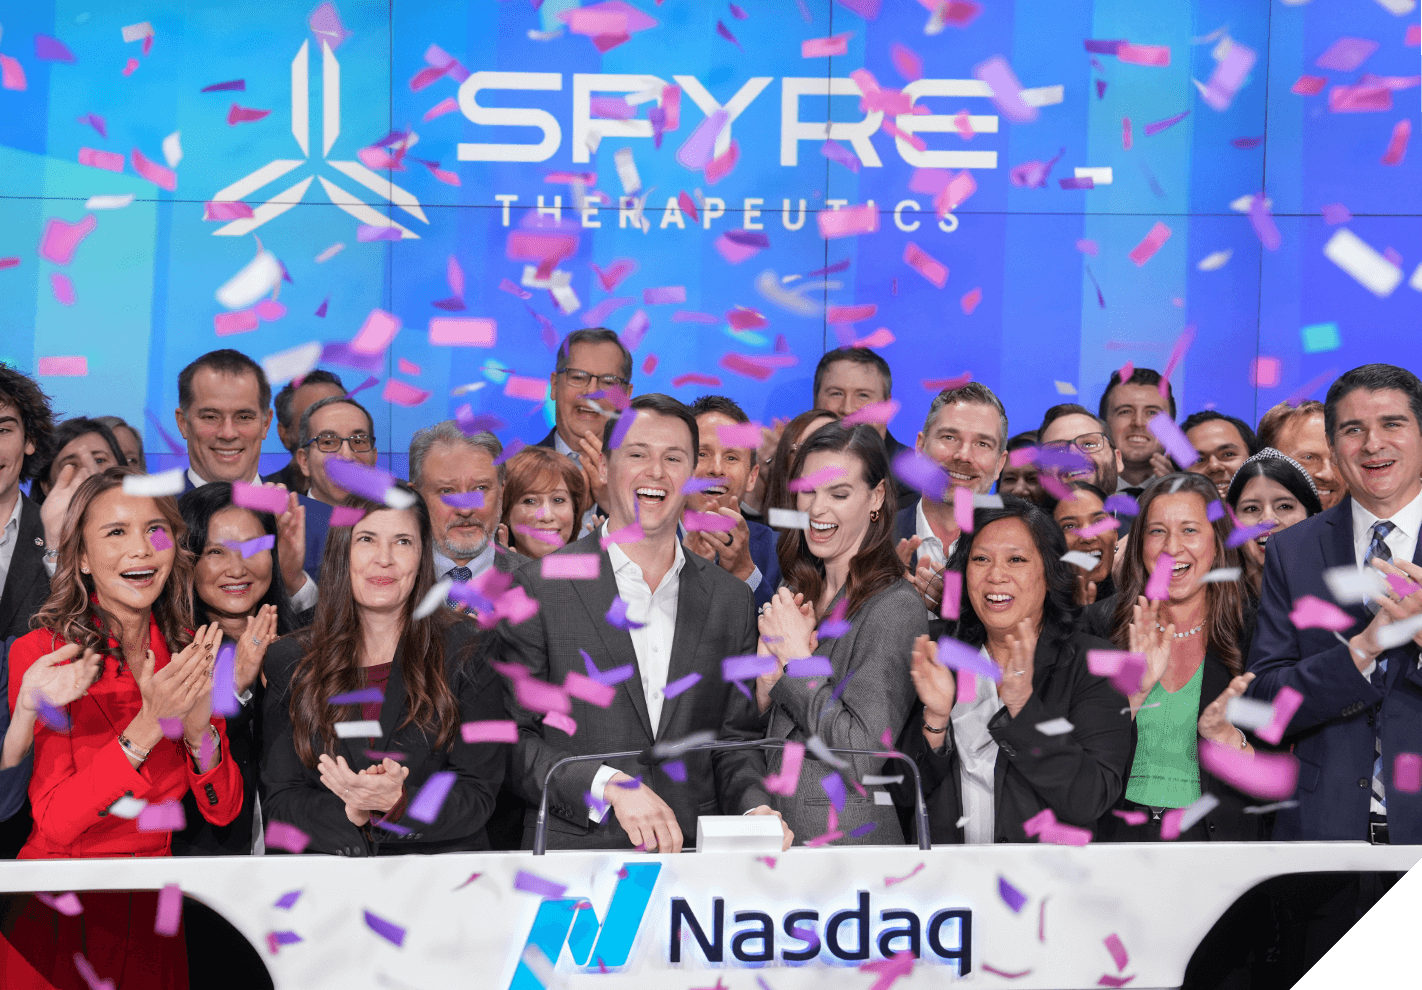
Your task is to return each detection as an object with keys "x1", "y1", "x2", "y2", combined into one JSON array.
[{"x1": 1, "y1": 0, "x2": 1418, "y2": 474}]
